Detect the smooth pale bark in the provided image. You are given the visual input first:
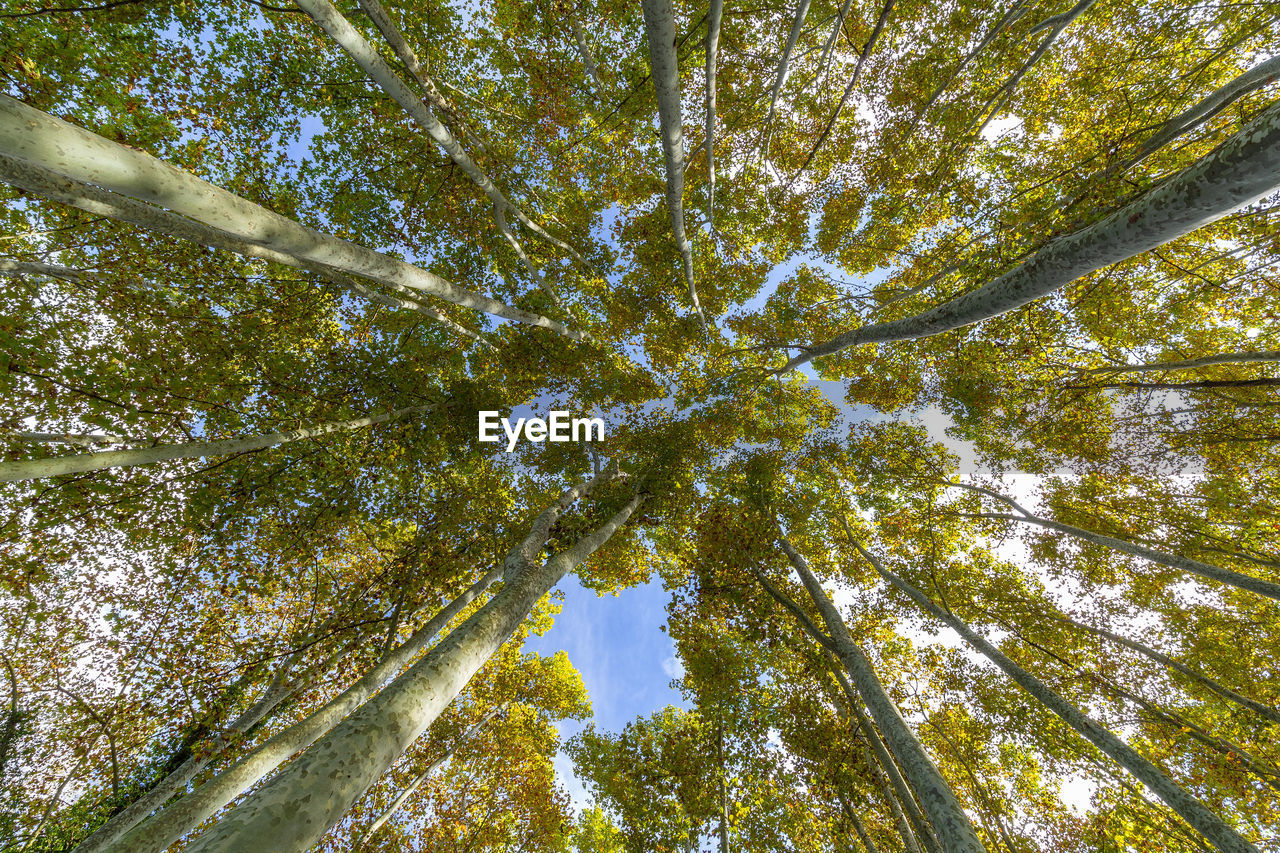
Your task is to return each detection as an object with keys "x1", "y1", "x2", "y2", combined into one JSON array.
[
  {"x1": 825, "y1": 660, "x2": 940, "y2": 853},
  {"x1": 108, "y1": 565, "x2": 506, "y2": 853},
  {"x1": 494, "y1": 201, "x2": 563, "y2": 307},
  {"x1": 356, "y1": 0, "x2": 489, "y2": 154},
  {"x1": 1082, "y1": 349, "x2": 1280, "y2": 375},
  {"x1": 978, "y1": 512, "x2": 1280, "y2": 601},
  {"x1": 705, "y1": 0, "x2": 724, "y2": 228},
  {"x1": 176, "y1": 482, "x2": 642, "y2": 853},
  {"x1": 973, "y1": 0, "x2": 1096, "y2": 137},
  {"x1": 357, "y1": 707, "x2": 498, "y2": 845},
  {"x1": 763, "y1": 0, "x2": 814, "y2": 142},
  {"x1": 641, "y1": 0, "x2": 708, "y2": 332},
  {"x1": 782, "y1": 97, "x2": 1280, "y2": 372},
  {"x1": 9, "y1": 432, "x2": 130, "y2": 447},
  {"x1": 0, "y1": 97, "x2": 581, "y2": 339},
  {"x1": 840, "y1": 795, "x2": 882, "y2": 853},
  {"x1": 793, "y1": 0, "x2": 894, "y2": 178},
  {"x1": 1092, "y1": 55, "x2": 1280, "y2": 184},
  {"x1": 860, "y1": 544, "x2": 1259, "y2": 853},
  {"x1": 71, "y1": 675, "x2": 299, "y2": 853},
  {"x1": 0, "y1": 155, "x2": 485, "y2": 342},
  {"x1": 570, "y1": 15, "x2": 605, "y2": 92},
  {"x1": 805, "y1": 0, "x2": 855, "y2": 94},
  {"x1": 775, "y1": 538, "x2": 988, "y2": 853},
  {"x1": 913, "y1": 2, "x2": 1027, "y2": 121},
  {"x1": 298, "y1": 0, "x2": 587, "y2": 269},
  {"x1": 1049, "y1": 612, "x2": 1280, "y2": 725},
  {"x1": 0, "y1": 405, "x2": 433, "y2": 482}
]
